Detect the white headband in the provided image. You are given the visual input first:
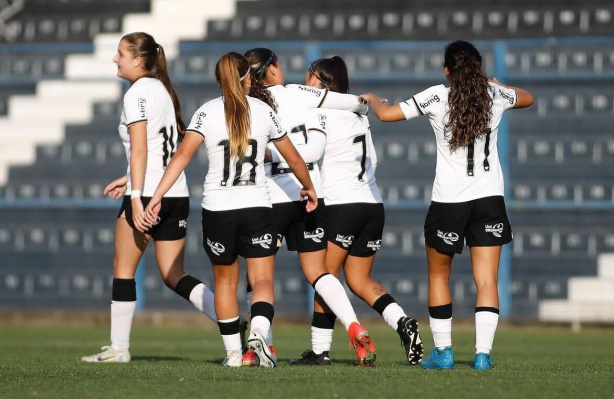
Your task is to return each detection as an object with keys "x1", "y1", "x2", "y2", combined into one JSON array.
[{"x1": 239, "y1": 68, "x2": 250, "y2": 82}]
